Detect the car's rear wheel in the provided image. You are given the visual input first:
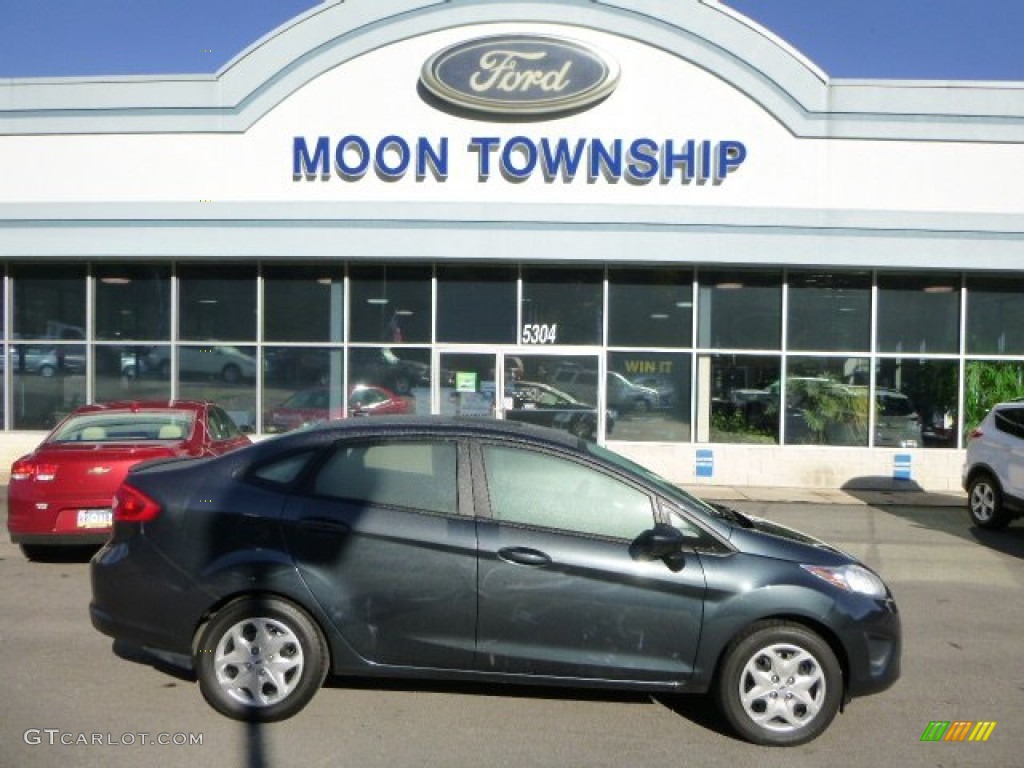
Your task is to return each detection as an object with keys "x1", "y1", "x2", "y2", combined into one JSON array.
[
  {"x1": 715, "y1": 621, "x2": 842, "y2": 747},
  {"x1": 196, "y1": 597, "x2": 328, "y2": 722},
  {"x1": 967, "y1": 473, "x2": 1011, "y2": 529}
]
